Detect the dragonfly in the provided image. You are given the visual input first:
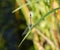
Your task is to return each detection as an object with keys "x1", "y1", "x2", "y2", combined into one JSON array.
[
  {"x1": 18, "y1": 11, "x2": 33, "y2": 47},
  {"x1": 22, "y1": 12, "x2": 32, "y2": 36}
]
